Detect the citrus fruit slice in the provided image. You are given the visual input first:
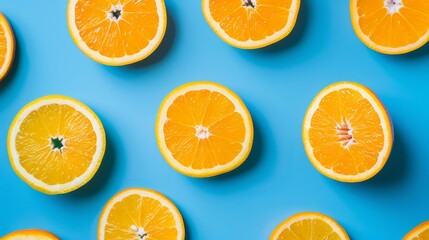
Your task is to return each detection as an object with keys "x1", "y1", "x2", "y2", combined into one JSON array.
[
  {"x1": 404, "y1": 221, "x2": 429, "y2": 240},
  {"x1": 202, "y1": 0, "x2": 300, "y2": 49},
  {"x1": 351, "y1": 0, "x2": 429, "y2": 54},
  {"x1": 270, "y1": 212, "x2": 350, "y2": 240},
  {"x1": 8, "y1": 95, "x2": 106, "y2": 194},
  {"x1": 156, "y1": 81, "x2": 254, "y2": 177},
  {"x1": 98, "y1": 188, "x2": 185, "y2": 240},
  {"x1": 0, "y1": 13, "x2": 15, "y2": 81},
  {"x1": 67, "y1": 0, "x2": 167, "y2": 66},
  {"x1": 1, "y1": 229, "x2": 59, "y2": 240},
  {"x1": 303, "y1": 82, "x2": 393, "y2": 182}
]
